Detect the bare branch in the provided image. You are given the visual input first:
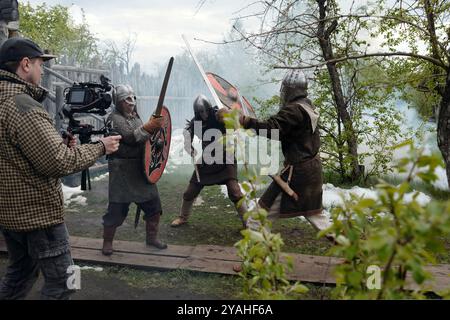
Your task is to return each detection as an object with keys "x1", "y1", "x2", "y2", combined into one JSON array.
[{"x1": 274, "y1": 52, "x2": 449, "y2": 70}]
